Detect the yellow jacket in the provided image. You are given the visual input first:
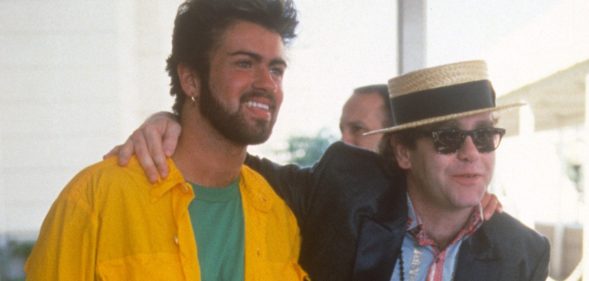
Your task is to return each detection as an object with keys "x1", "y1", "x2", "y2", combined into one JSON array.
[{"x1": 25, "y1": 157, "x2": 307, "y2": 280}]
